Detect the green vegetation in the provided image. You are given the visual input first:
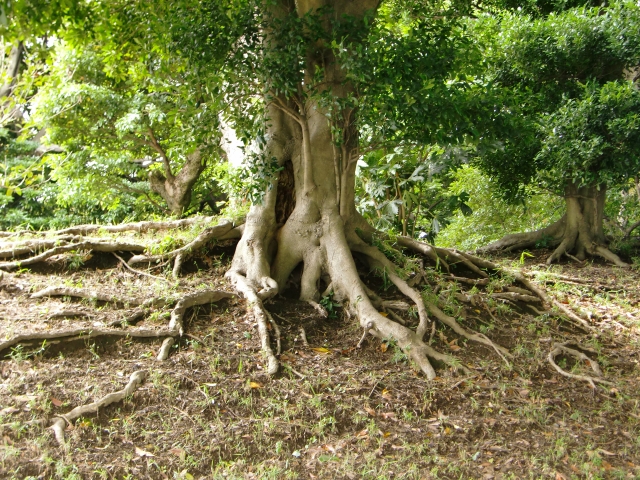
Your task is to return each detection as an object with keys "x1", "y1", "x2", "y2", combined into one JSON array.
[{"x1": 1, "y1": 0, "x2": 640, "y2": 478}]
